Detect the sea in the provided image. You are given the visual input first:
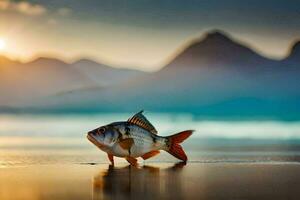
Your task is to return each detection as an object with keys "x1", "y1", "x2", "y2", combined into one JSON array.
[{"x1": 1, "y1": 113, "x2": 300, "y2": 167}]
